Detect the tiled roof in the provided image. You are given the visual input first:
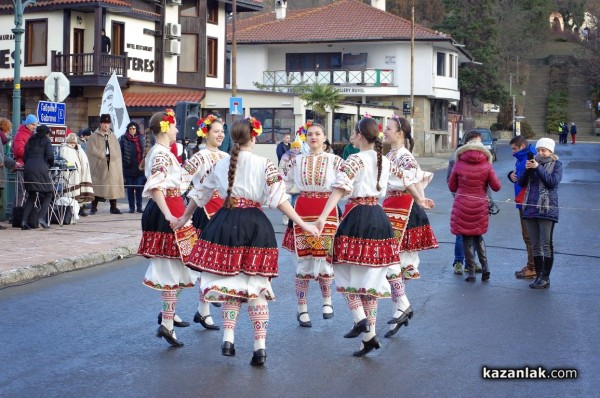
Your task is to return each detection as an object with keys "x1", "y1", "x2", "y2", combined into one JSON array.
[
  {"x1": 0, "y1": 76, "x2": 45, "y2": 82},
  {"x1": 229, "y1": 0, "x2": 450, "y2": 43},
  {"x1": 123, "y1": 91, "x2": 205, "y2": 108},
  {"x1": 0, "y1": 0, "x2": 131, "y2": 10}
]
